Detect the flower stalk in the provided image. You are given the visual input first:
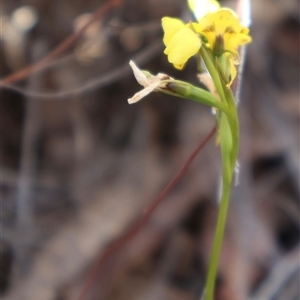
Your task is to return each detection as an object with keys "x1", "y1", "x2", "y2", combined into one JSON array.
[{"x1": 128, "y1": 3, "x2": 251, "y2": 299}]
